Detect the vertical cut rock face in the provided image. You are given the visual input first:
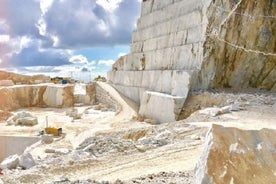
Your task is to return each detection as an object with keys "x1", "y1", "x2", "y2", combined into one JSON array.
[
  {"x1": 200, "y1": 0, "x2": 276, "y2": 90},
  {"x1": 0, "y1": 84, "x2": 75, "y2": 110},
  {"x1": 43, "y1": 85, "x2": 74, "y2": 107},
  {"x1": 195, "y1": 124, "x2": 276, "y2": 184},
  {"x1": 108, "y1": 0, "x2": 276, "y2": 123},
  {"x1": 0, "y1": 85, "x2": 47, "y2": 110}
]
